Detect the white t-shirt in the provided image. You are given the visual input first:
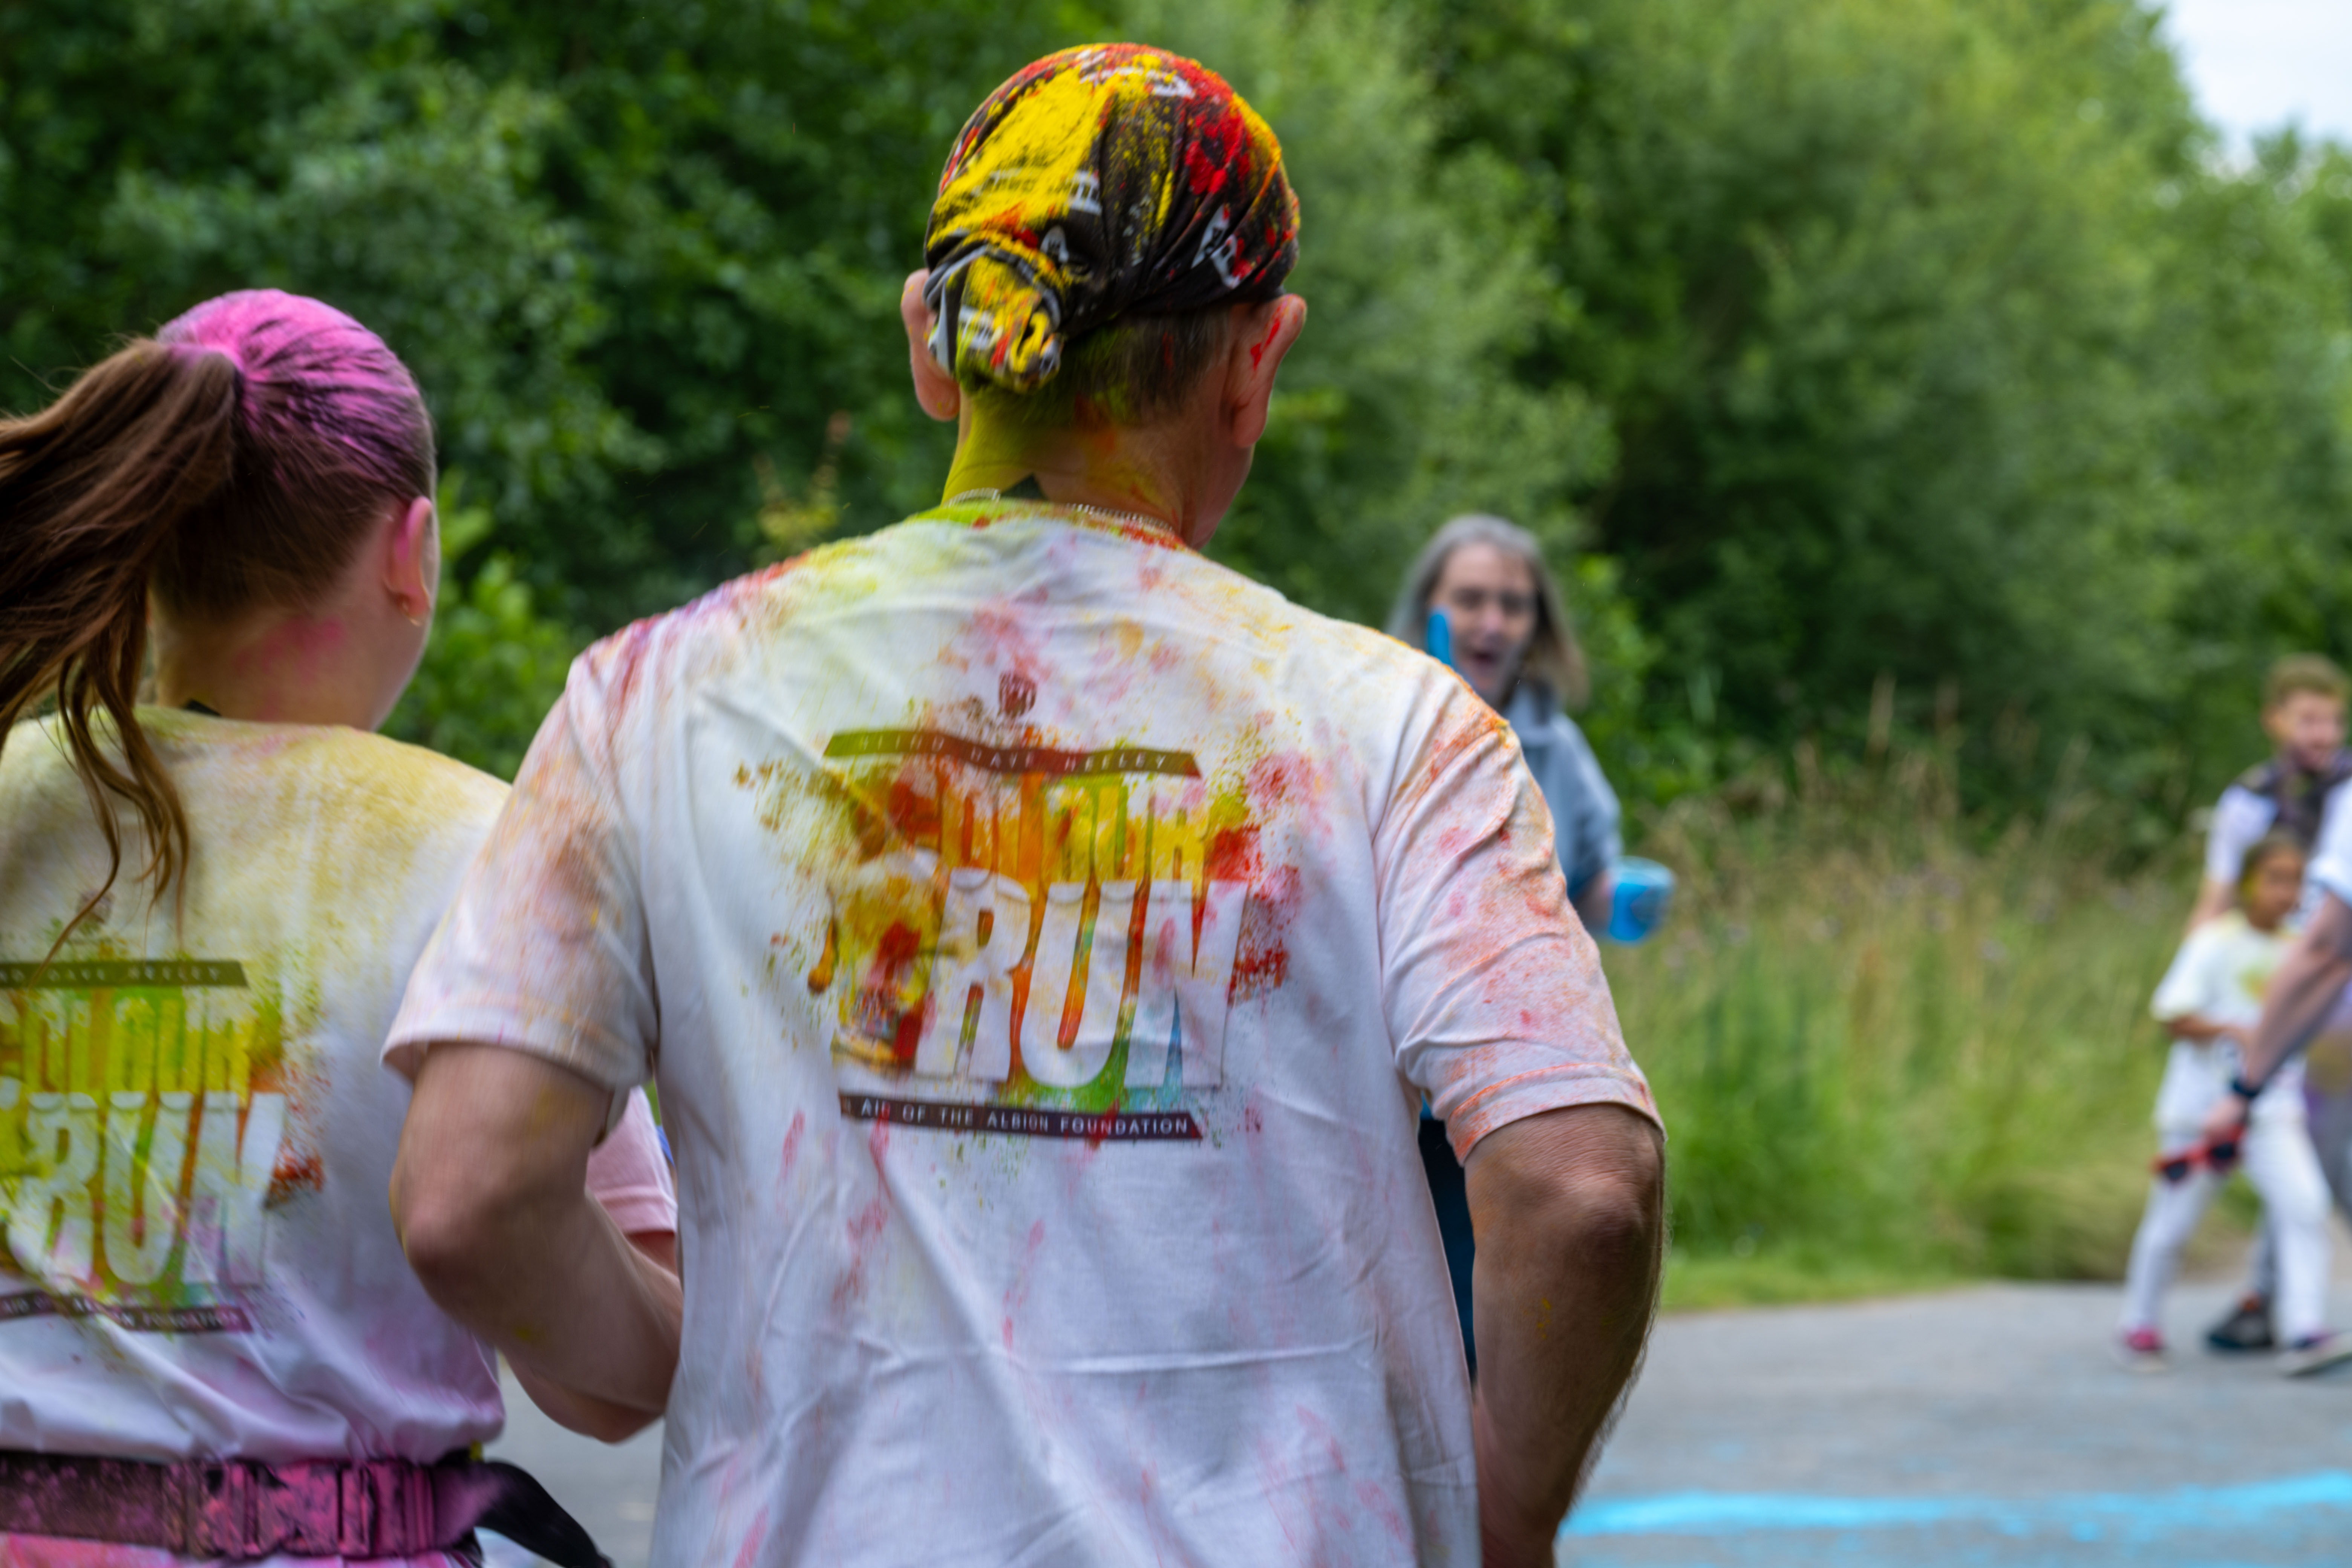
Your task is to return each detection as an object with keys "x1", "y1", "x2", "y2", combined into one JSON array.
[
  {"x1": 0, "y1": 713, "x2": 673, "y2": 1554},
  {"x1": 2308, "y1": 780, "x2": 2352, "y2": 912},
  {"x1": 2207, "y1": 775, "x2": 2352, "y2": 888},
  {"x1": 2148, "y1": 910, "x2": 2305, "y2": 1133},
  {"x1": 390, "y1": 501, "x2": 1660, "y2": 1568}
]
